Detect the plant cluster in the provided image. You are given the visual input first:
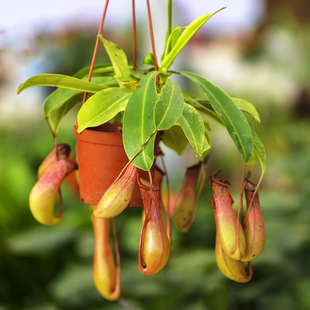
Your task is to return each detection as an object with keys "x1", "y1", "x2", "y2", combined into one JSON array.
[{"x1": 17, "y1": 1, "x2": 267, "y2": 301}]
